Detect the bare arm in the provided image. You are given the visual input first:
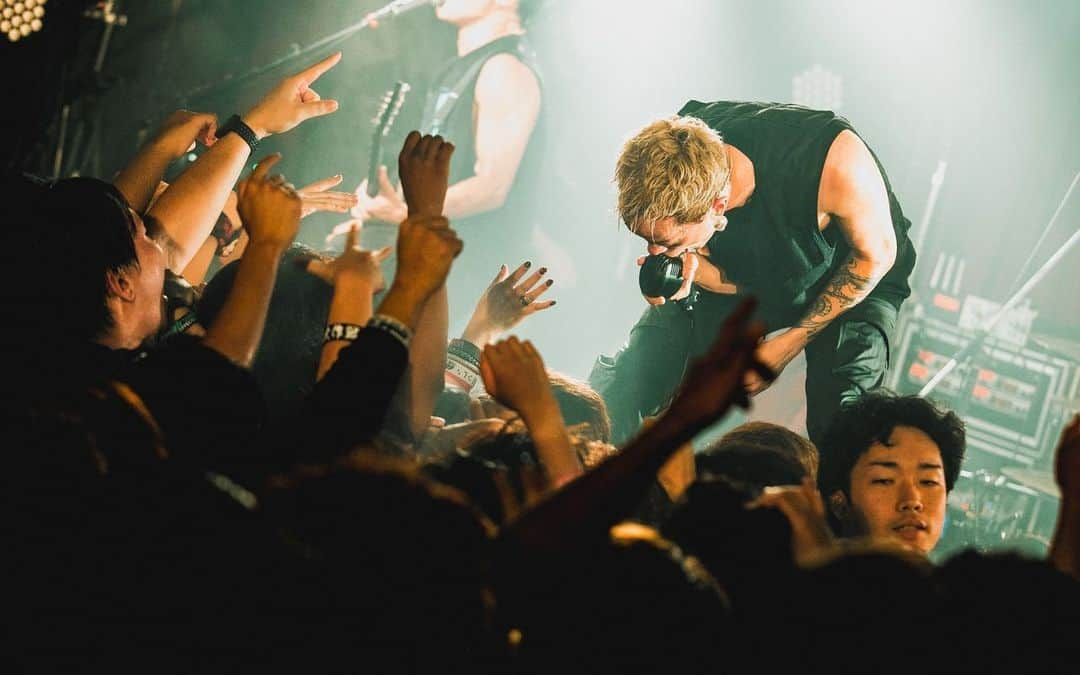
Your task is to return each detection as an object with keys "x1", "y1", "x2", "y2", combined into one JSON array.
[
  {"x1": 792, "y1": 130, "x2": 897, "y2": 342},
  {"x1": 747, "y1": 131, "x2": 898, "y2": 393},
  {"x1": 149, "y1": 52, "x2": 342, "y2": 271},
  {"x1": 201, "y1": 156, "x2": 300, "y2": 366},
  {"x1": 113, "y1": 111, "x2": 217, "y2": 214},
  {"x1": 442, "y1": 54, "x2": 540, "y2": 219},
  {"x1": 407, "y1": 286, "x2": 450, "y2": 438}
]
